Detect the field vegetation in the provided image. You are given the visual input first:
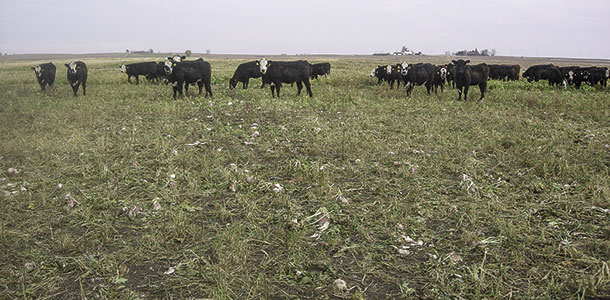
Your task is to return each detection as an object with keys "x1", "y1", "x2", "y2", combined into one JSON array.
[{"x1": 1, "y1": 56, "x2": 609, "y2": 299}]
